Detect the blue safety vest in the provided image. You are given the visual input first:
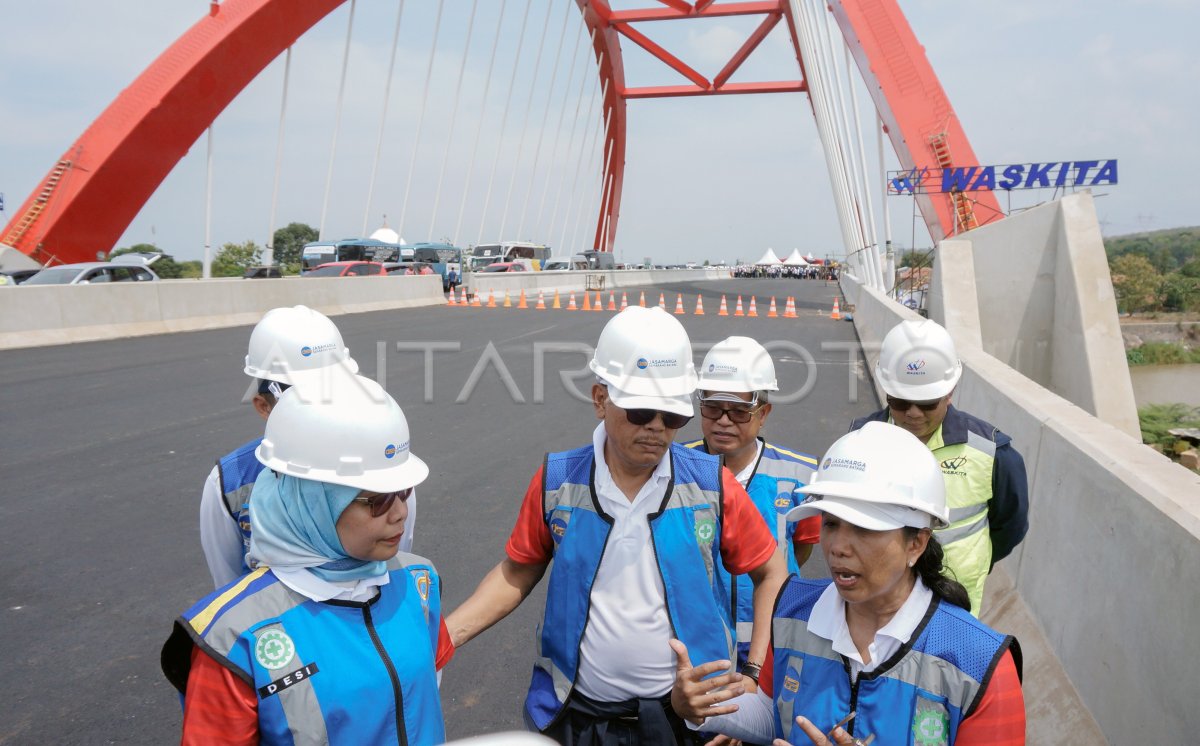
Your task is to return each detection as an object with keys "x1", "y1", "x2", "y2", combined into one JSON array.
[
  {"x1": 216, "y1": 437, "x2": 266, "y2": 573},
  {"x1": 526, "y1": 443, "x2": 735, "y2": 730},
  {"x1": 685, "y1": 438, "x2": 816, "y2": 667},
  {"x1": 771, "y1": 578, "x2": 1019, "y2": 746},
  {"x1": 162, "y1": 554, "x2": 445, "y2": 746}
]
